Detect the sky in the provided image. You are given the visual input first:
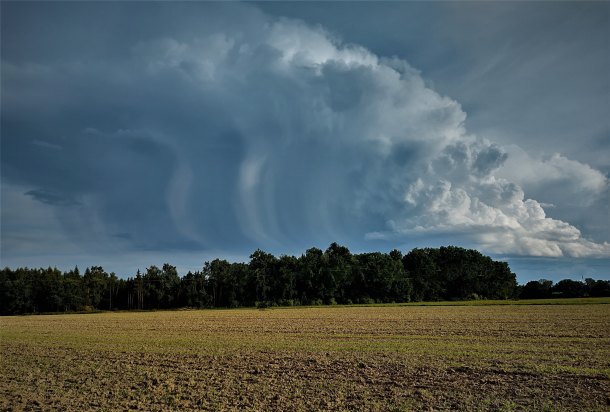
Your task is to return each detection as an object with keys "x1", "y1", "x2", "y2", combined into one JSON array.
[{"x1": 1, "y1": 1, "x2": 608, "y2": 283}]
